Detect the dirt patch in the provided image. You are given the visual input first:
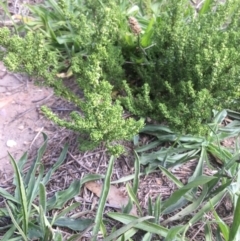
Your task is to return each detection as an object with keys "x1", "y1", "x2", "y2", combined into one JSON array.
[{"x1": 0, "y1": 61, "x2": 56, "y2": 183}]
